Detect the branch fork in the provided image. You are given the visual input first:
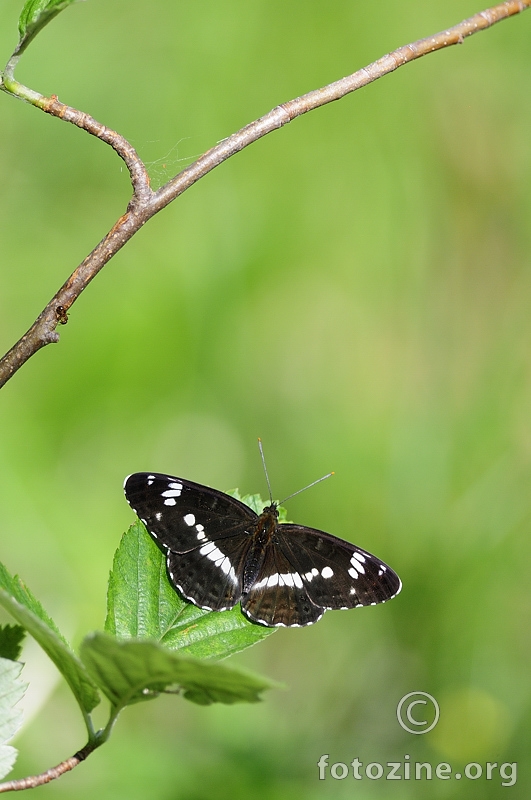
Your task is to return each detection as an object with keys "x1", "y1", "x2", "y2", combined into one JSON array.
[{"x1": 0, "y1": 0, "x2": 529, "y2": 389}]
